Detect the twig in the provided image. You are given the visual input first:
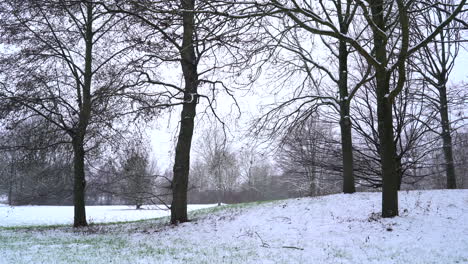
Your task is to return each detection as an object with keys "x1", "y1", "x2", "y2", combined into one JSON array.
[
  {"x1": 282, "y1": 246, "x2": 304, "y2": 250},
  {"x1": 255, "y1": 232, "x2": 270, "y2": 248},
  {"x1": 255, "y1": 232, "x2": 304, "y2": 250}
]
